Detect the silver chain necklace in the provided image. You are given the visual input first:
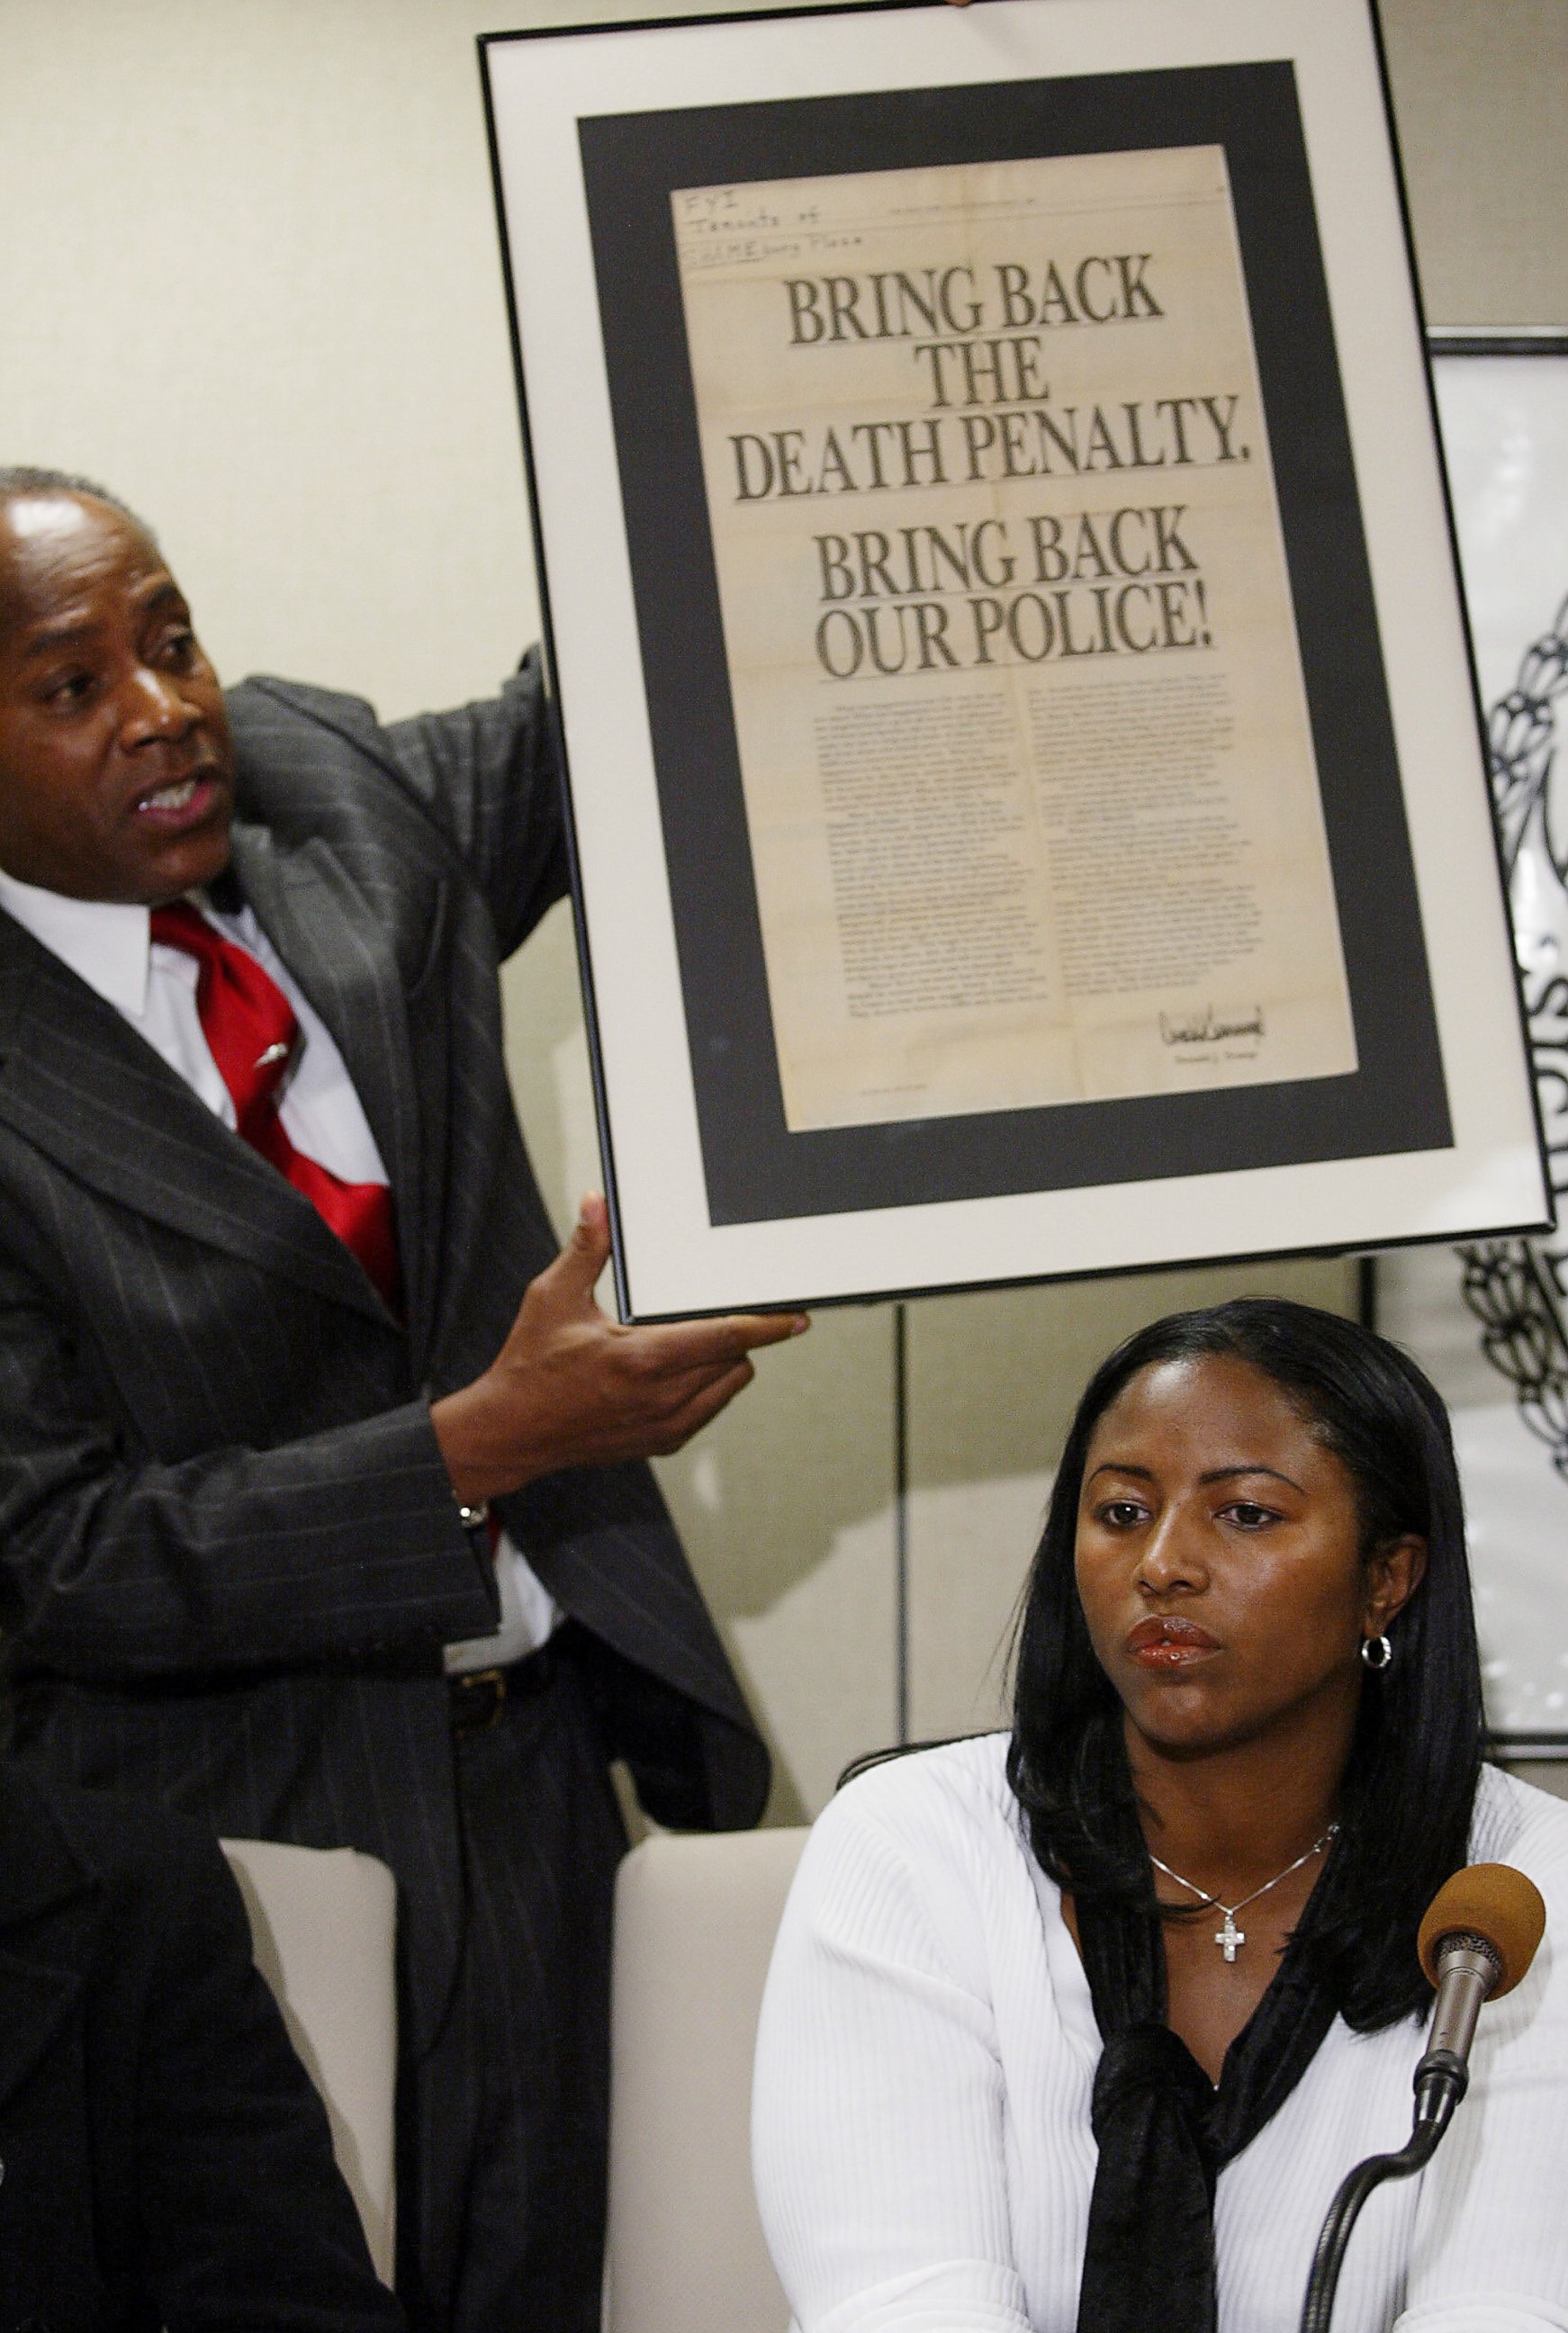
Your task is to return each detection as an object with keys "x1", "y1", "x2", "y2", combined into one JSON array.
[{"x1": 1148, "y1": 1824, "x2": 1339, "y2": 1962}]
